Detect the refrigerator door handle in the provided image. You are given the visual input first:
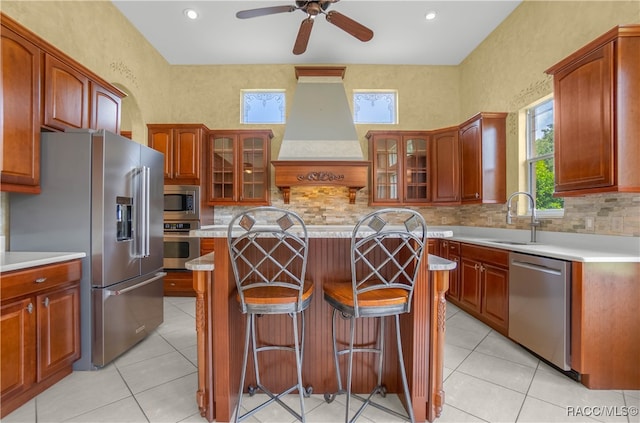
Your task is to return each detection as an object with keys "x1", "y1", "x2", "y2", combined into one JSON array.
[
  {"x1": 106, "y1": 272, "x2": 166, "y2": 296},
  {"x1": 134, "y1": 165, "x2": 151, "y2": 258},
  {"x1": 141, "y1": 165, "x2": 150, "y2": 257}
]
